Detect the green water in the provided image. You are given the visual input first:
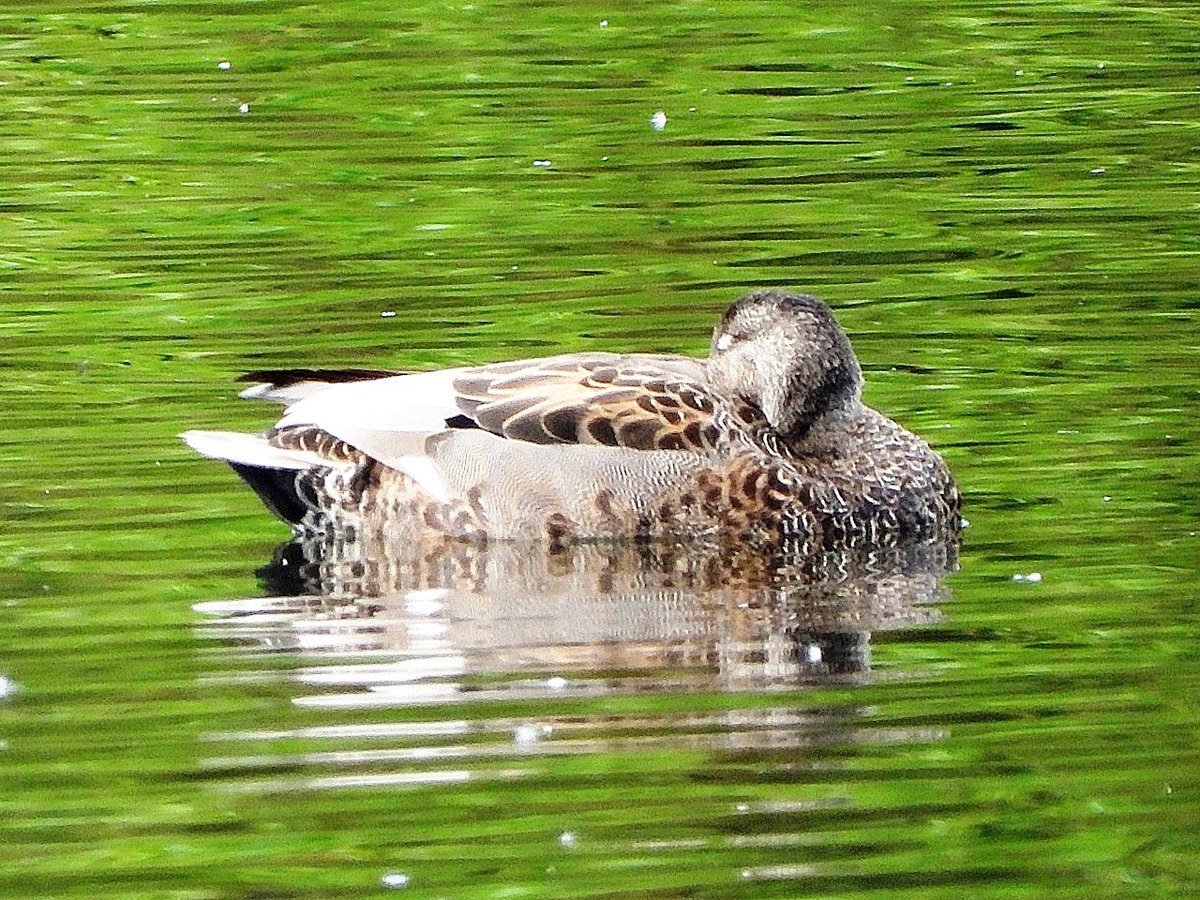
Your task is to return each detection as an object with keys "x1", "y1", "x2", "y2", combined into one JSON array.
[{"x1": 2, "y1": 1, "x2": 1198, "y2": 897}]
